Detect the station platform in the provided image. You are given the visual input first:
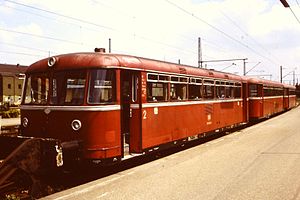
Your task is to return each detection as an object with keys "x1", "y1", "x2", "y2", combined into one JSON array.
[{"x1": 43, "y1": 106, "x2": 300, "y2": 200}]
